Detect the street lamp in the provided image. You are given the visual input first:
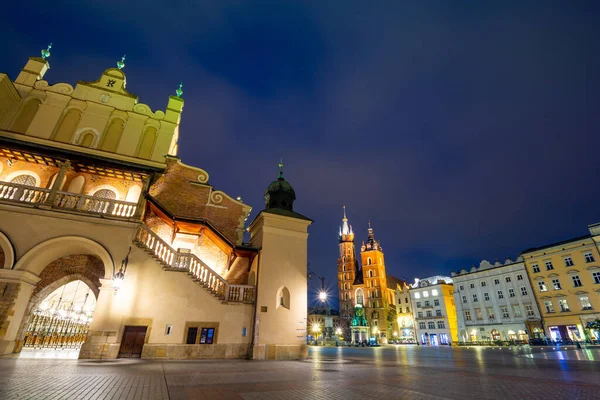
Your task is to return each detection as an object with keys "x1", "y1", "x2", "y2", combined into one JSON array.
[
  {"x1": 312, "y1": 323, "x2": 321, "y2": 345},
  {"x1": 319, "y1": 291, "x2": 327, "y2": 302},
  {"x1": 113, "y1": 247, "x2": 131, "y2": 294}
]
